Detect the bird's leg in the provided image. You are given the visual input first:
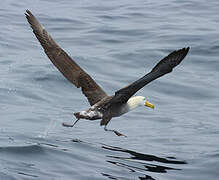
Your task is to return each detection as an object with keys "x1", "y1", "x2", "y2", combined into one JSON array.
[
  {"x1": 104, "y1": 125, "x2": 127, "y2": 137},
  {"x1": 62, "y1": 118, "x2": 79, "y2": 127}
]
